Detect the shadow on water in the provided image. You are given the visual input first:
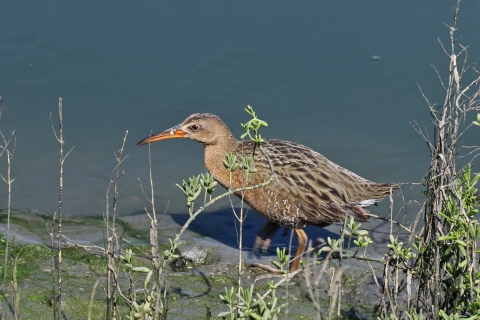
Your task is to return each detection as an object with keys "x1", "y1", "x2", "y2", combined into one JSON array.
[{"x1": 169, "y1": 206, "x2": 343, "y2": 254}]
